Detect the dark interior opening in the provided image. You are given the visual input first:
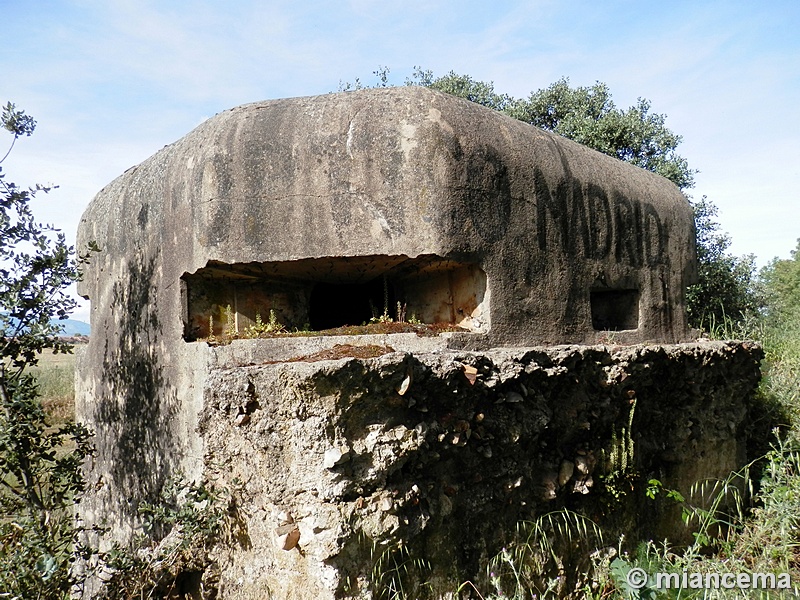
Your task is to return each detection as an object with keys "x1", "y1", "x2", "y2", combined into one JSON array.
[
  {"x1": 172, "y1": 570, "x2": 202, "y2": 600},
  {"x1": 309, "y1": 277, "x2": 397, "y2": 330},
  {"x1": 181, "y1": 255, "x2": 488, "y2": 340},
  {"x1": 591, "y1": 289, "x2": 639, "y2": 331}
]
